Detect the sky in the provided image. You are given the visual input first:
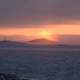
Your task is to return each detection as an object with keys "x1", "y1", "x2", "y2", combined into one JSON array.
[{"x1": 0, "y1": 0, "x2": 80, "y2": 45}]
